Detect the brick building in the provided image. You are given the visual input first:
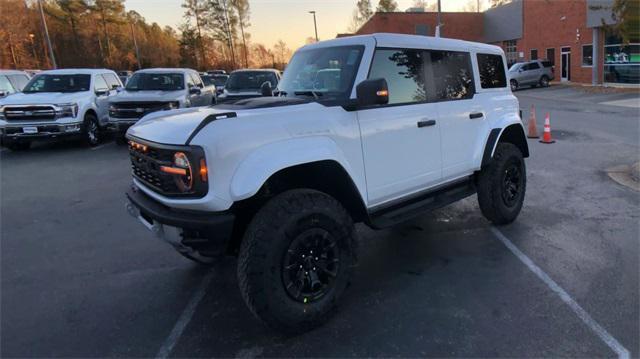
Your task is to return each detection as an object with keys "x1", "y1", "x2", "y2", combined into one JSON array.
[{"x1": 354, "y1": 0, "x2": 639, "y2": 85}]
